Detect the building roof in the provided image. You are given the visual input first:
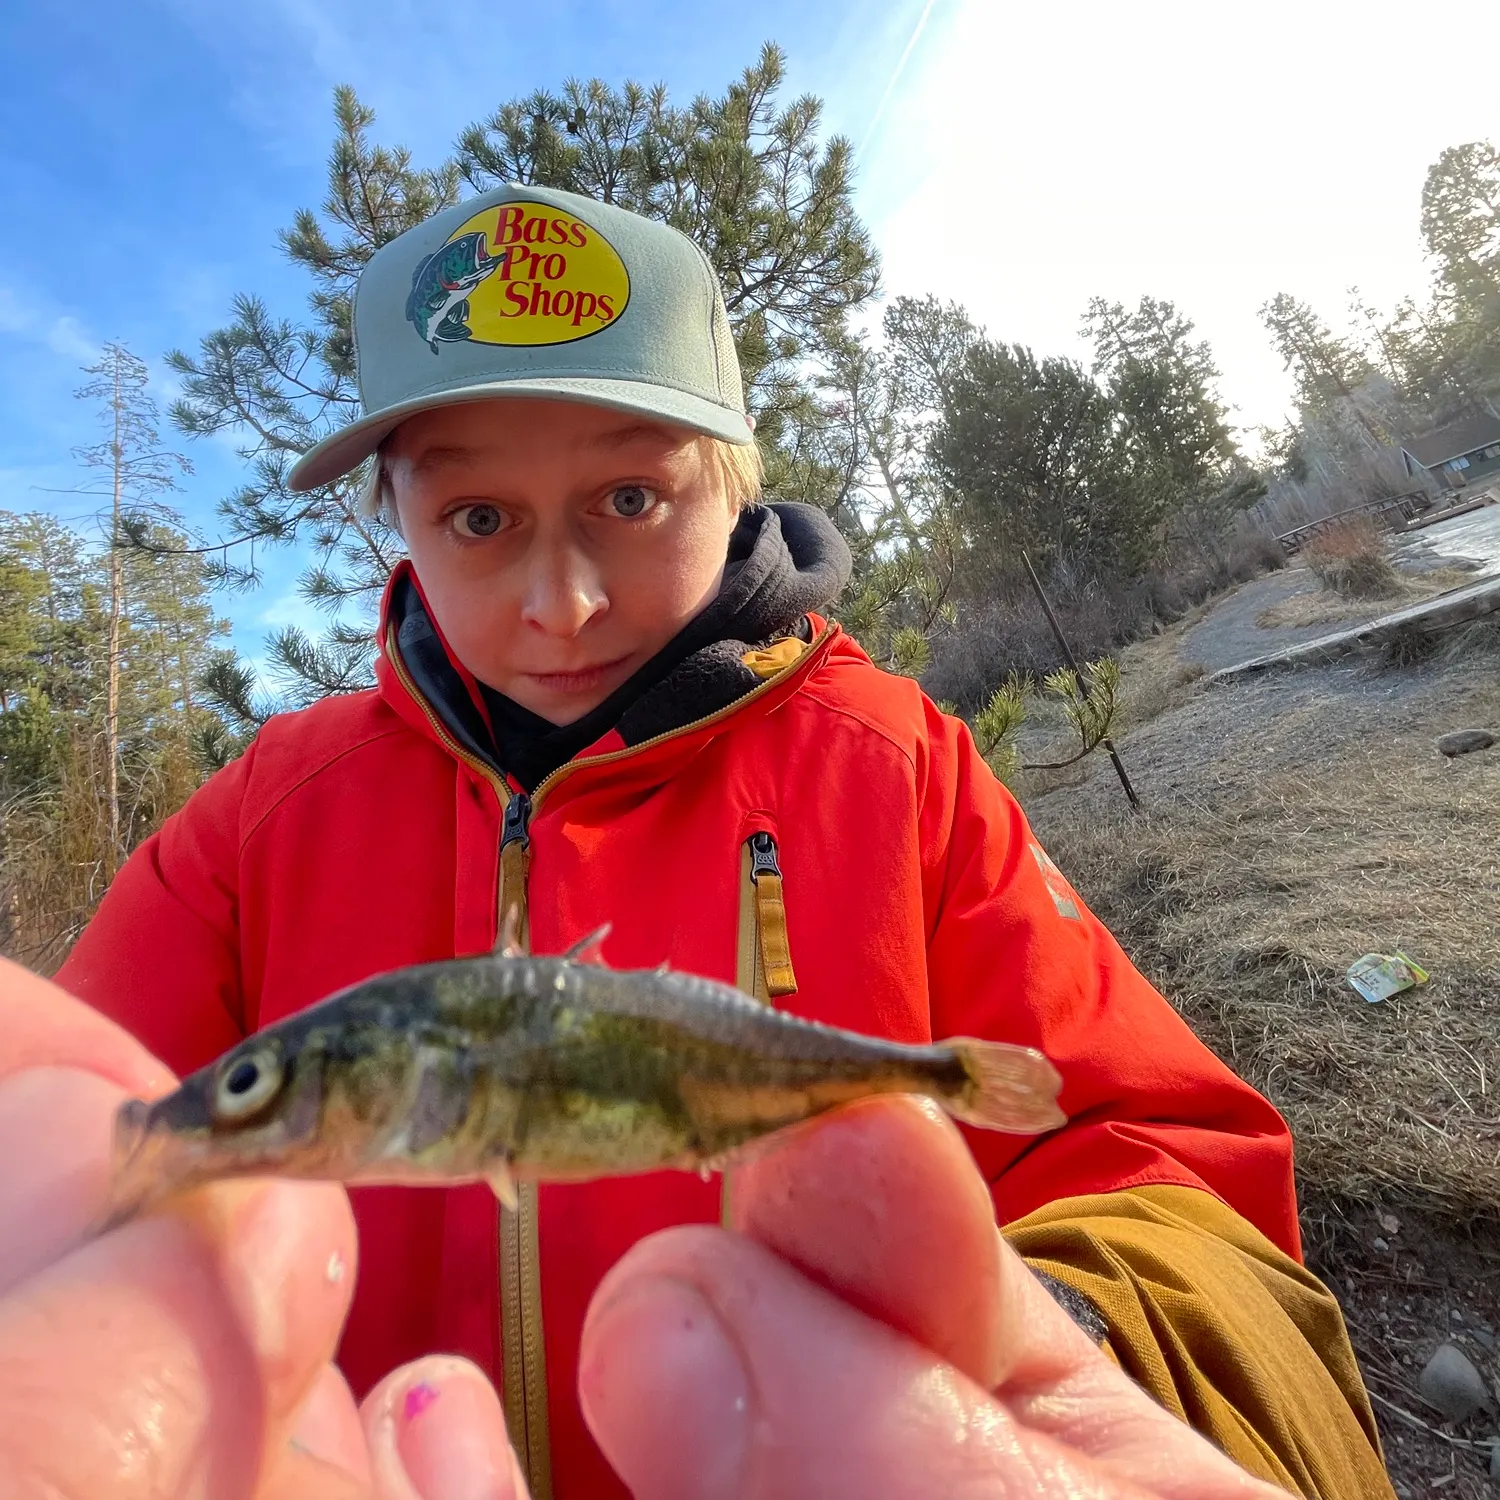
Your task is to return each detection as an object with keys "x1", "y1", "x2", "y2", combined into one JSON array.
[{"x1": 1400, "y1": 411, "x2": 1500, "y2": 469}]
